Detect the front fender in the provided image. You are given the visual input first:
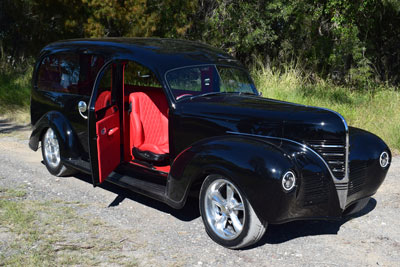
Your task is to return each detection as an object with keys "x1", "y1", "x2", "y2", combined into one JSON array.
[
  {"x1": 167, "y1": 135, "x2": 295, "y2": 212},
  {"x1": 29, "y1": 111, "x2": 82, "y2": 160},
  {"x1": 167, "y1": 134, "x2": 342, "y2": 223}
]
